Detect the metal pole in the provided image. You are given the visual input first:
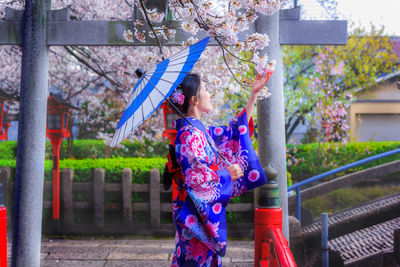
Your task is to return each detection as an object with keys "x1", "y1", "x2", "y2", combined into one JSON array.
[
  {"x1": 321, "y1": 213, "x2": 329, "y2": 267},
  {"x1": 256, "y1": 11, "x2": 289, "y2": 239},
  {"x1": 12, "y1": 1, "x2": 50, "y2": 266},
  {"x1": 296, "y1": 187, "x2": 301, "y2": 222}
]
